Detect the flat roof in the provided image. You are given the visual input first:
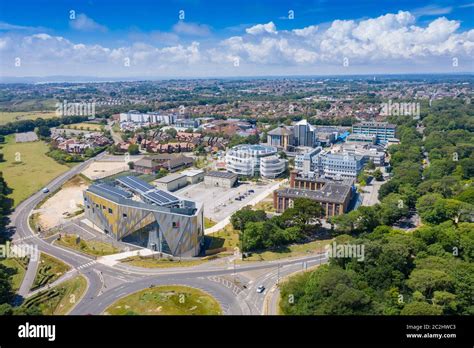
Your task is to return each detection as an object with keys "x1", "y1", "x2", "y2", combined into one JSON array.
[
  {"x1": 353, "y1": 122, "x2": 396, "y2": 129},
  {"x1": 155, "y1": 173, "x2": 186, "y2": 184},
  {"x1": 276, "y1": 185, "x2": 352, "y2": 204},
  {"x1": 205, "y1": 171, "x2": 238, "y2": 179},
  {"x1": 181, "y1": 169, "x2": 204, "y2": 177}
]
